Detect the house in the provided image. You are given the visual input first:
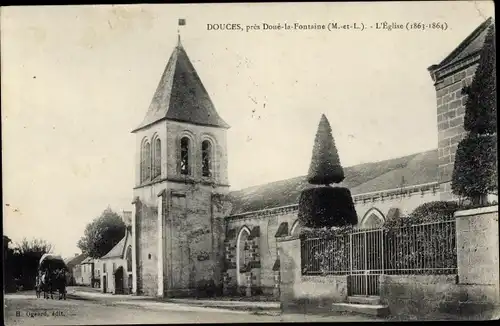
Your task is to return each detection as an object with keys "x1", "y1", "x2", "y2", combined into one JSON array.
[
  {"x1": 100, "y1": 223, "x2": 133, "y2": 294},
  {"x1": 80, "y1": 257, "x2": 101, "y2": 287},
  {"x1": 64, "y1": 253, "x2": 87, "y2": 286}
]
